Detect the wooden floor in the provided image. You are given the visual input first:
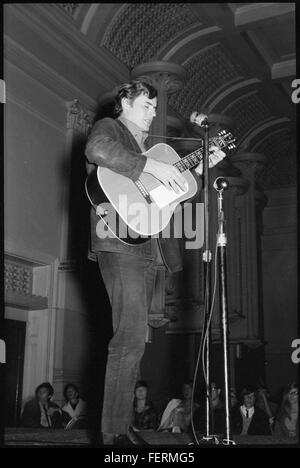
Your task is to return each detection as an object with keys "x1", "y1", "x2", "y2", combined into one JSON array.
[{"x1": 3, "y1": 428, "x2": 298, "y2": 447}]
